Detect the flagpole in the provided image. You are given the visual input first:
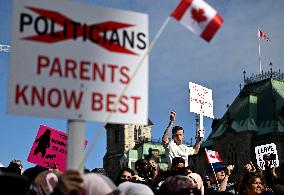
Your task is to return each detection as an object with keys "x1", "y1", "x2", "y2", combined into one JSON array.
[
  {"x1": 205, "y1": 148, "x2": 219, "y2": 189},
  {"x1": 148, "y1": 17, "x2": 171, "y2": 53},
  {"x1": 258, "y1": 28, "x2": 262, "y2": 74},
  {"x1": 210, "y1": 162, "x2": 220, "y2": 189}
]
